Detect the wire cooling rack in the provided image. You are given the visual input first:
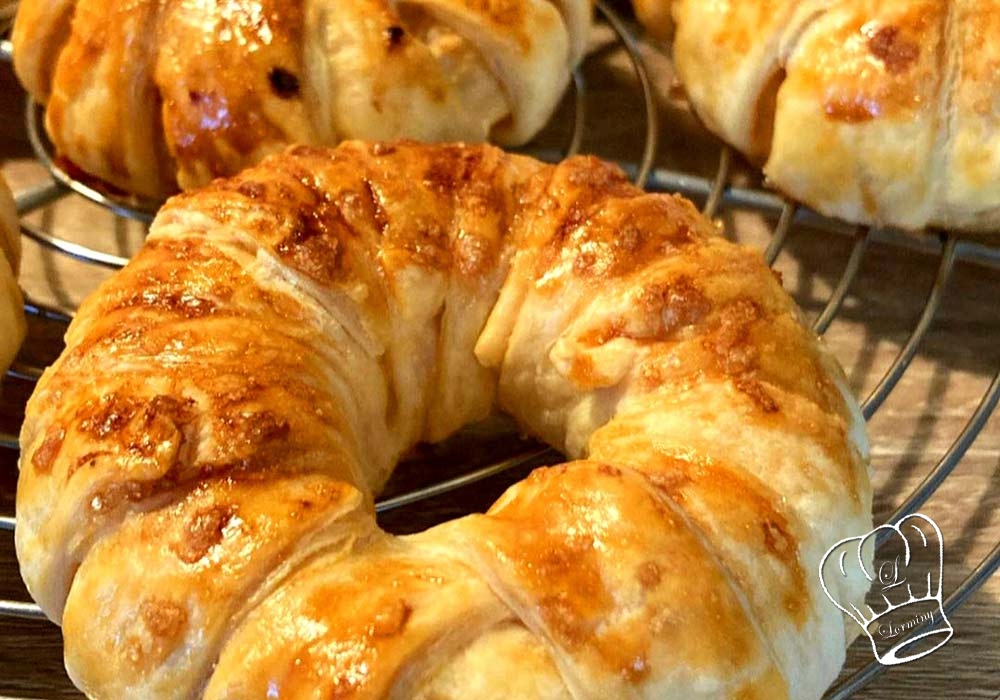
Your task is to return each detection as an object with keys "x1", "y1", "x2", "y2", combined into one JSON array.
[{"x1": 0, "y1": 4, "x2": 998, "y2": 699}]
